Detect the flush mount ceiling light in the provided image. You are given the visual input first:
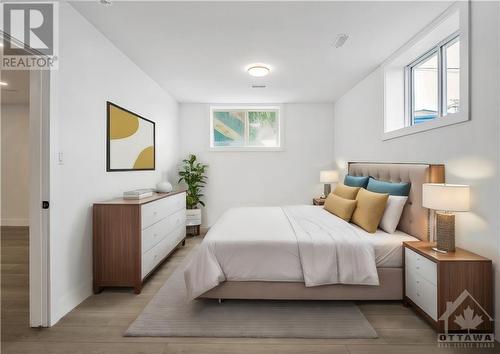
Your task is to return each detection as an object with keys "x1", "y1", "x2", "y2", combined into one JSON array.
[
  {"x1": 0, "y1": 81, "x2": 8, "y2": 86},
  {"x1": 334, "y1": 33, "x2": 349, "y2": 48},
  {"x1": 246, "y1": 64, "x2": 271, "y2": 77}
]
